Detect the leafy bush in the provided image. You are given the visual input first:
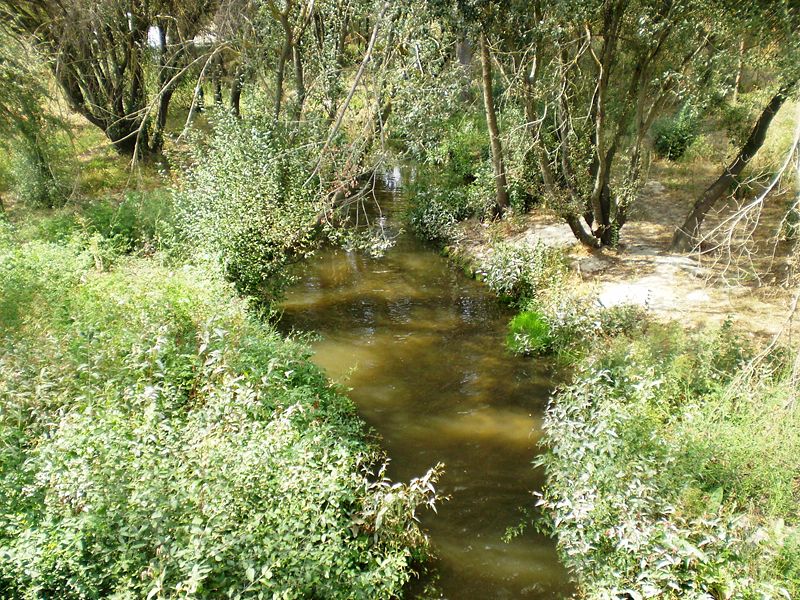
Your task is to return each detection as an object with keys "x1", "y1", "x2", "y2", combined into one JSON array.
[
  {"x1": 478, "y1": 241, "x2": 567, "y2": 302},
  {"x1": 8, "y1": 127, "x2": 73, "y2": 208},
  {"x1": 0, "y1": 234, "x2": 439, "y2": 599},
  {"x1": 407, "y1": 187, "x2": 480, "y2": 243},
  {"x1": 81, "y1": 190, "x2": 177, "y2": 254},
  {"x1": 507, "y1": 288, "x2": 647, "y2": 359},
  {"x1": 536, "y1": 323, "x2": 800, "y2": 598},
  {"x1": 719, "y1": 100, "x2": 754, "y2": 149},
  {"x1": 14, "y1": 190, "x2": 179, "y2": 269},
  {"x1": 173, "y1": 113, "x2": 320, "y2": 301},
  {"x1": 507, "y1": 310, "x2": 551, "y2": 355},
  {"x1": 428, "y1": 116, "x2": 488, "y2": 182},
  {"x1": 654, "y1": 104, "x2": 699, "y2": 161}
]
